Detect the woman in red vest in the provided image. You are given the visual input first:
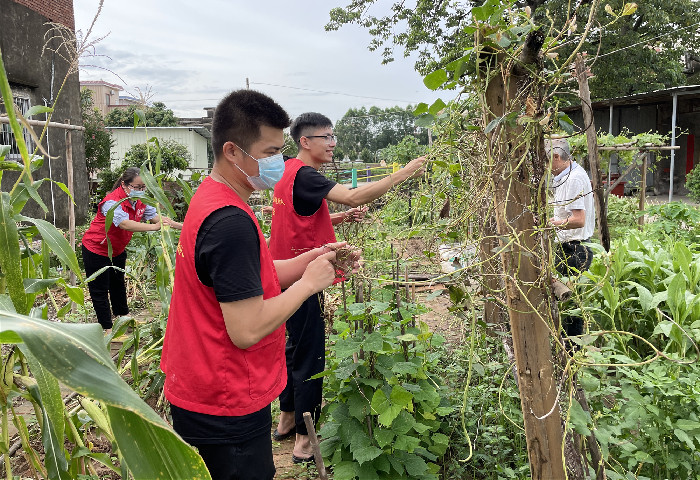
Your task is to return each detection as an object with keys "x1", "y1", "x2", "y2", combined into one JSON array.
[{"x1": 81, "y1": 167, "x2": 182, "y2": 332}]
